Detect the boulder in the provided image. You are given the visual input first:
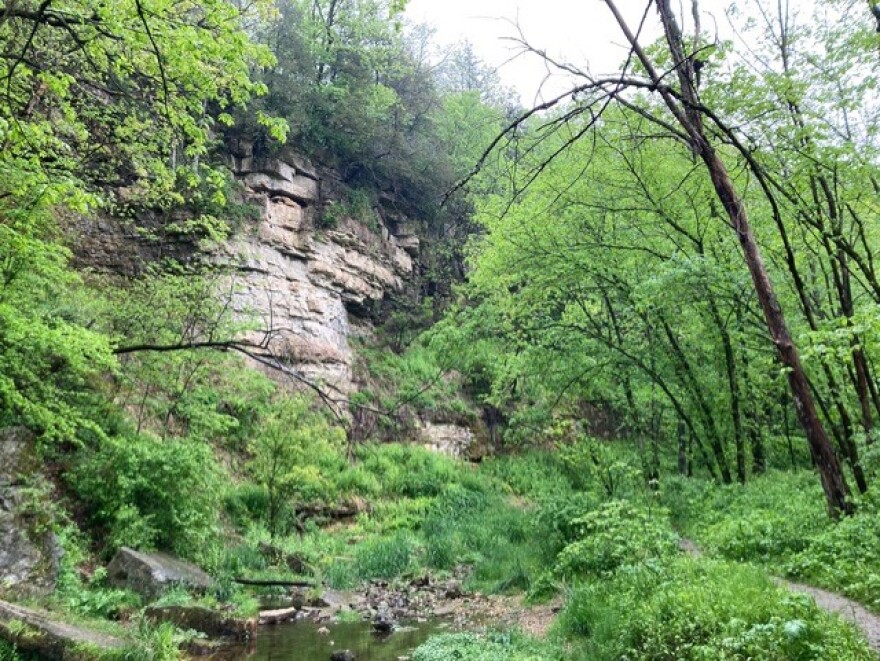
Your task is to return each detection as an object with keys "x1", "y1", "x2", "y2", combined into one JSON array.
[
  {"x1": 259, "y1": 606, "x2": 299, "y2": 626},
  {"x1": 310, "y1": 589, "x2": 363, "y2": 612},
  {"x1": 106, "y1": 547, "x2": 214, "y2": 600},
  {"x1": 372, "y1": 600, "x2": 394, "y2": 634},
  {"x1": 0, "y1": 427, "x2": 60, "y2": 598},
  {"x1": 0, "y1": 599, "x2": 124, "y2": 660},
  {"x1": 144, "y1": 604, "x2": 256, "y2": 640},
  {"x1": 331, "y1": 651, "x2": 356, "y2": 661}
]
